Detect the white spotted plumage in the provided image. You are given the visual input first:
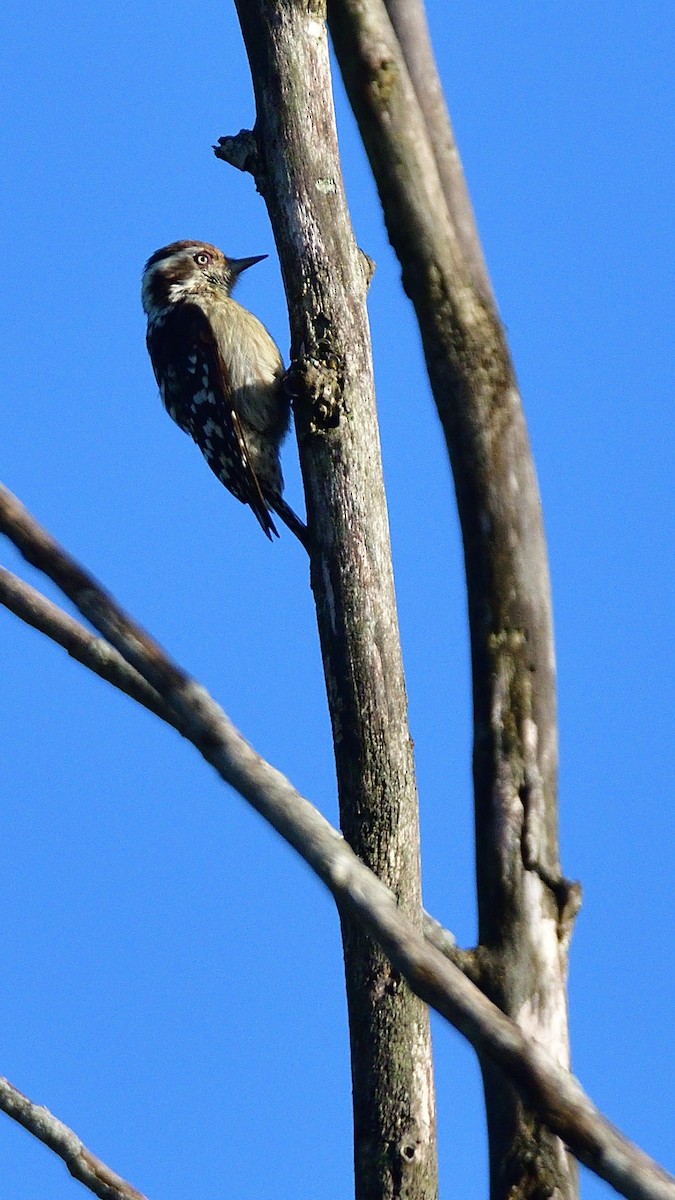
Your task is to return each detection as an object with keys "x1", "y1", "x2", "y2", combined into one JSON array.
[{"x1": 141, "y1": 239, "x2": 307, "y2": 545}]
